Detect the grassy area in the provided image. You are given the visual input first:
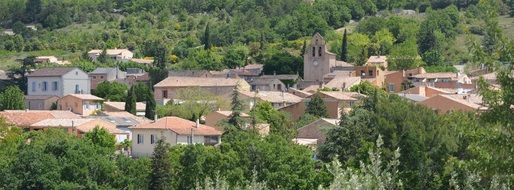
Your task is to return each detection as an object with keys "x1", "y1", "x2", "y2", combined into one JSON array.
[
  {"x1": 498, "y1": 15, "x2": 514, "y2": 39},
  {"x1": 0, "y1": 50, "x2": 79, "y2": 71}
]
